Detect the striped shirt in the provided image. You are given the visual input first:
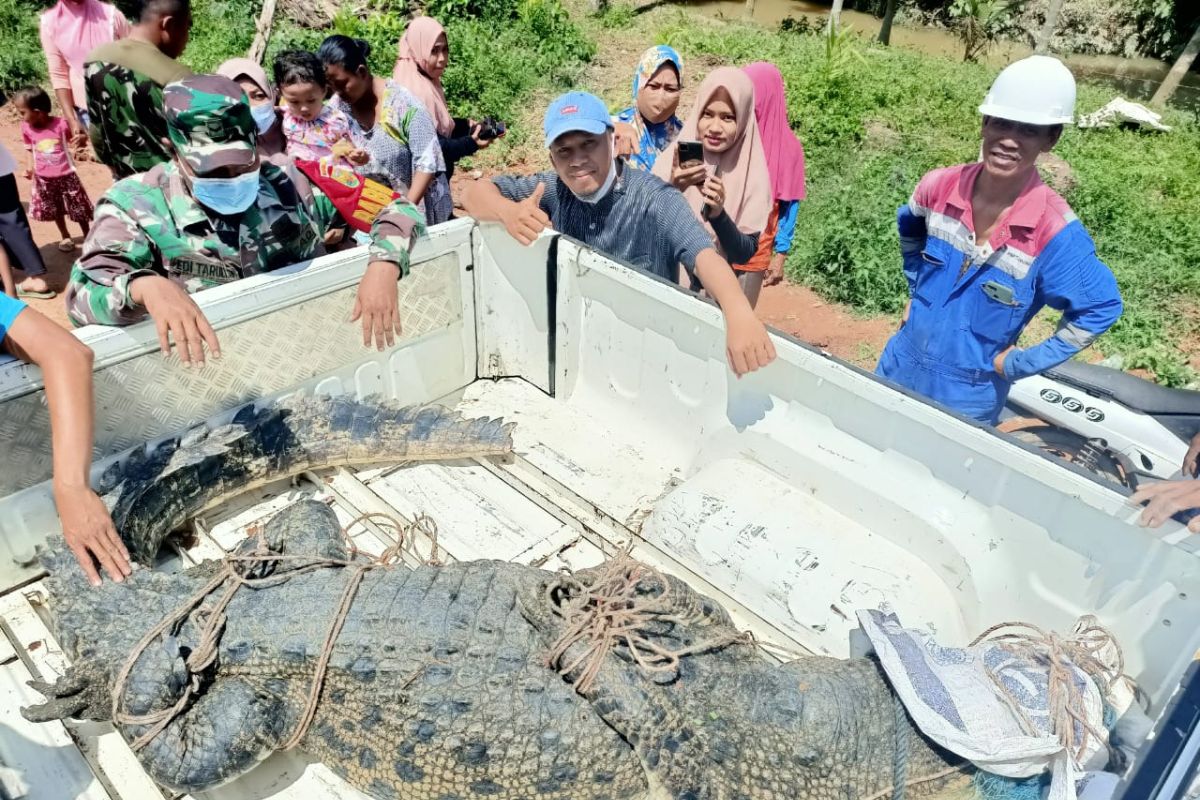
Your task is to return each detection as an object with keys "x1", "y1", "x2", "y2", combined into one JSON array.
[{"x1": 492, "y1": 162, "x2": 713, "y2": 282}]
